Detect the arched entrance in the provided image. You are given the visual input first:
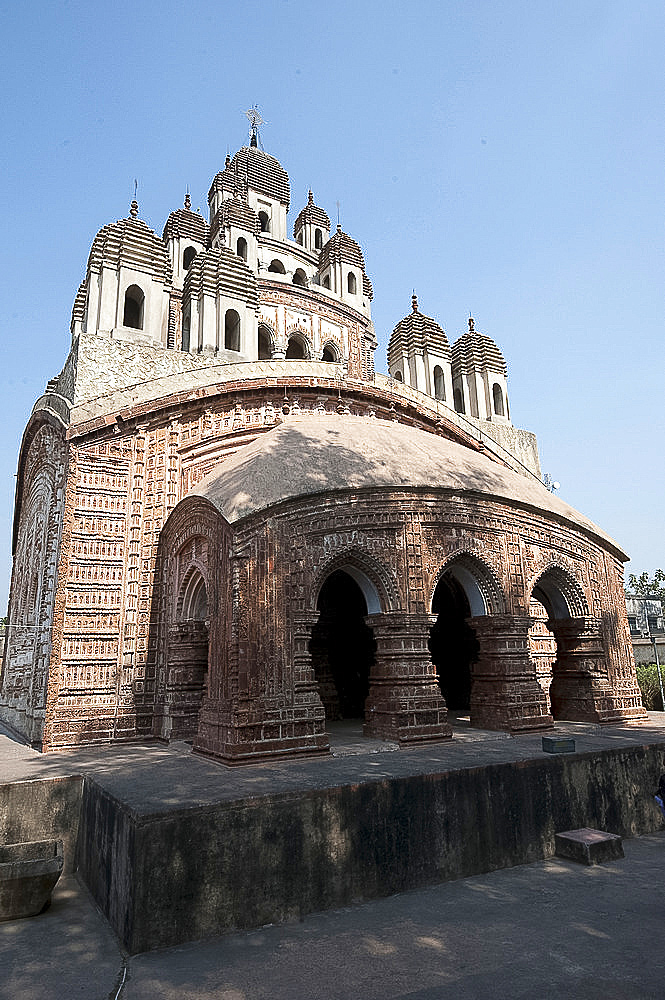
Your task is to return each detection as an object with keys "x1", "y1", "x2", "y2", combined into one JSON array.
[
  {"x1": 164, "y1": 567, "x2": 210, "y2": 740},
  {"x1": 309, "y1": 569, "x2": 376, "y2": 721},
  {"x1": 429, "y1": 573, "x2": 479, "y2": 712}
]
